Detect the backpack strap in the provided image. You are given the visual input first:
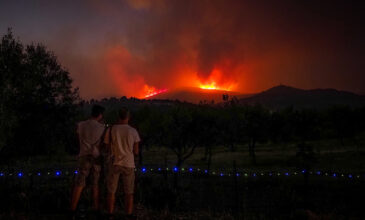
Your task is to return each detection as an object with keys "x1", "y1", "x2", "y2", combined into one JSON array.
[
  {"x1": 96, "y1": 126, "x2": 108, "y2": 151},
  {"x1": 109, "y1": 125, "x2": 113, "y2": 145}
]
